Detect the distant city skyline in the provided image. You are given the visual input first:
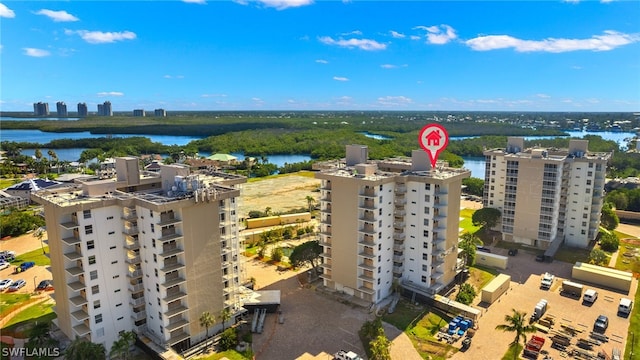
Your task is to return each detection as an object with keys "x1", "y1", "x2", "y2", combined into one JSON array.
[{"x1": 1, "y1": 1, "x2": 639, "y2": 112}]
